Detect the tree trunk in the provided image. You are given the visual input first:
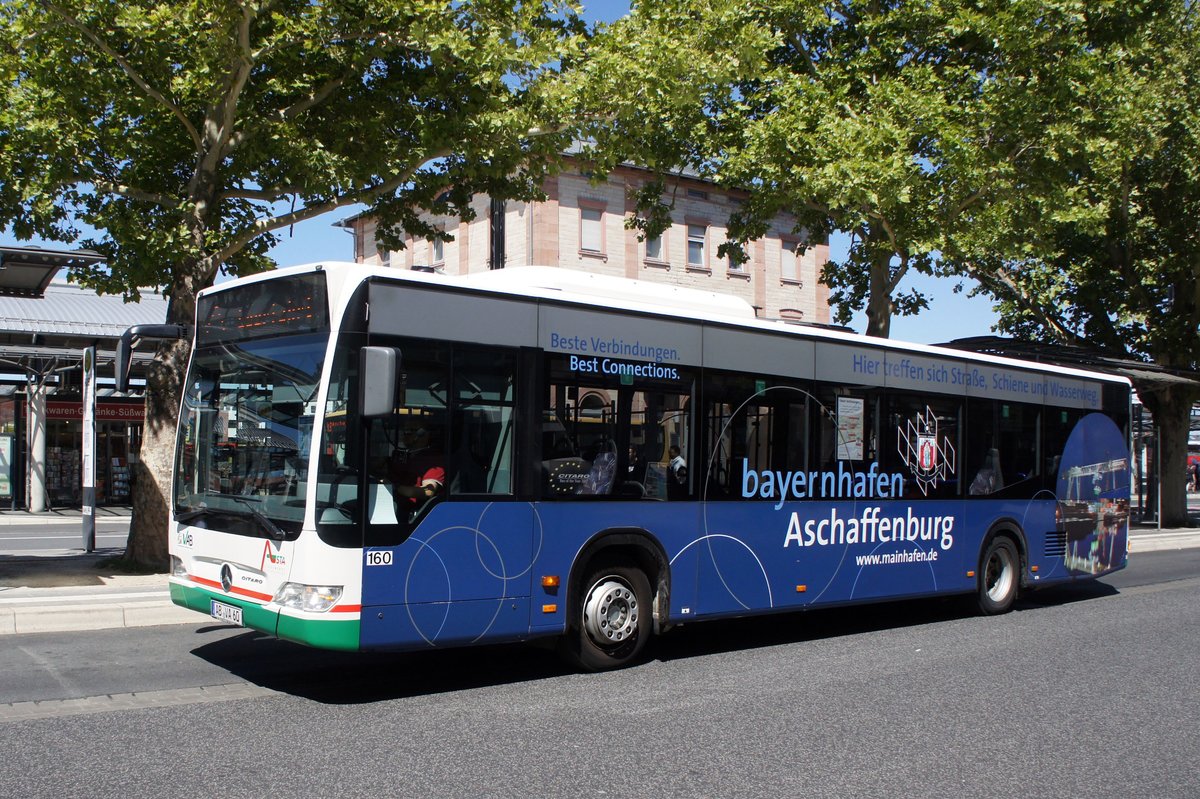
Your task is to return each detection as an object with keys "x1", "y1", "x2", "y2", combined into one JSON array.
[
  {"x1": 121, "y1": 336, "x2": 192, "y2": 569},
  {"x1": 864, "y1": 247, "x2": 895, "y2": 338},
  {"x1": 1139, "y1": 382, "x2": 1199, "y2": 528}
]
